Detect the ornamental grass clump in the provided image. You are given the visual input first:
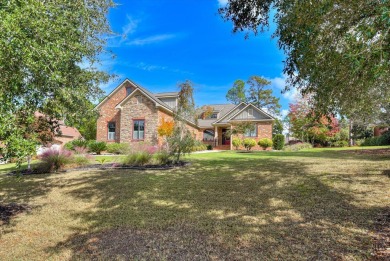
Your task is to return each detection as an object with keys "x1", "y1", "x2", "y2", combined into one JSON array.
[
  {"x1": 122, "y1": 151, "x2": 152, "y2": 166},
  {"x1": 39, "y1": 148, "x2": 73, "y2": 173},
  {"x1": 106, "y1": 143, "x2": 130, "y2": 154}
]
